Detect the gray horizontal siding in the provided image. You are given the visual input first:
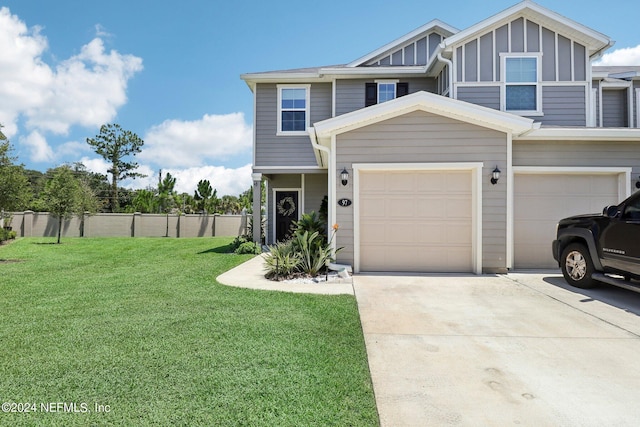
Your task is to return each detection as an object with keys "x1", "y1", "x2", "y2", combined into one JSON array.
[
  {"x1": 456, "y1": 86, "x2": 500, "y2": 110},
  {"x1": 254, "y1": 83, "x2": 331, "y2": 167},
  {"x1": 602, "y1": 89, "x2": 628, "y2": 128},
  {"x1": 335, "y1": 78, "x2": 437, "y2": 116},
  {"x1": 334, "y1": 110, "x2": 508, "y2": 271},
  {"x1": 531, "y1": 86, "x2": 586, "y2": 126},
  {"x1": 513, "y1": 140, "x2": 640, "y2": 179}
]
